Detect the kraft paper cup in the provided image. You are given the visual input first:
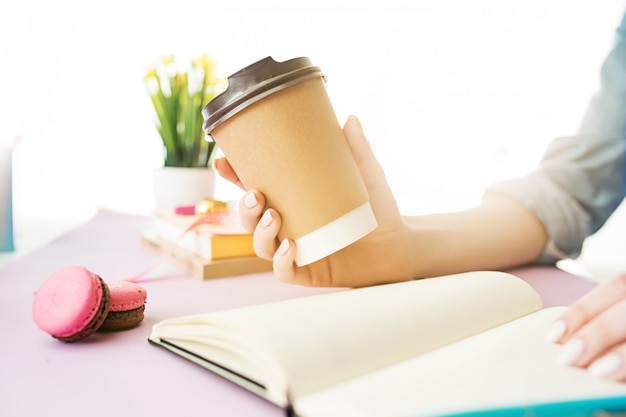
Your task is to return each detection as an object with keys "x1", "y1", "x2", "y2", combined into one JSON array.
[{"x1": 203, "y1": 56, "x2": 377, "y2": 266}]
